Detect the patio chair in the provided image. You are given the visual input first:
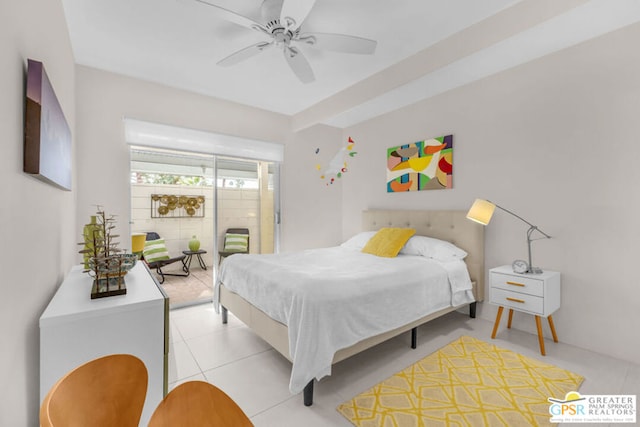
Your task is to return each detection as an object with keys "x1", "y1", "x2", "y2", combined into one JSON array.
[
  {"x1": 143, "y1": 232, "x2": 188, "y2": 284},
  {"x1": 218, "y1": 228, "x2": 249, "y2": 265}
]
